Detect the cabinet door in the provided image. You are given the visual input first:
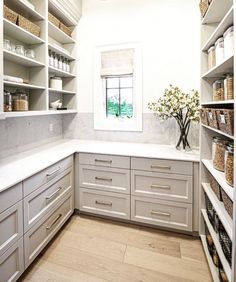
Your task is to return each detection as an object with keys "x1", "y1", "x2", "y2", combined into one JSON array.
[
  {"x1": 0, "y1": 201, "x2": 23, "y2": 257},
  {"x1": 0, "y1": 183, "x2": 22, "y2": 214},
  {"x1": 0, "y1": 238, "x2": 24, "y2": 282}
]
